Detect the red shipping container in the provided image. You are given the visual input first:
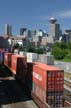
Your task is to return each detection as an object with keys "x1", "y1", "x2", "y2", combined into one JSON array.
[
  {"x1": 27, "y1": 63, "x2": 33, "y2": 78},
  {"x1": 4, "y1": 53, "x2": 13, "y2": 68},
  {"x1": 33, "y1": 62, "x2": 64, "y2": 91},
  {"x1": 32, "y1": 82, "x2": 46, "y2": 103},
  {"x1": 11, "y1": 54, "x2": 27, "y2": 81}
]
